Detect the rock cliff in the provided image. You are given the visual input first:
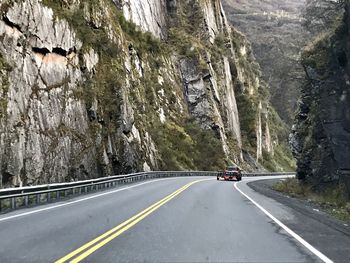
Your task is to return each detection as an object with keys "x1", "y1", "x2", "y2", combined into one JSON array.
[
  {"x1": 222, "y1": 0, "x2": 309, "y2": 125},
  {"x1": 291, "y1": 2, "x2": 350, "y2": 193},
  {"x1": 0, "y1": 0, "x2": 292, "y2": 187}
]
